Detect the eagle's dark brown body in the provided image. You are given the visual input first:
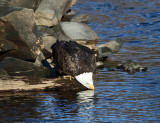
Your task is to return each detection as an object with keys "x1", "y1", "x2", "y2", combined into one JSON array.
[{"x1": 51, "y1": 41, "x2": 96, "y2": 76}]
